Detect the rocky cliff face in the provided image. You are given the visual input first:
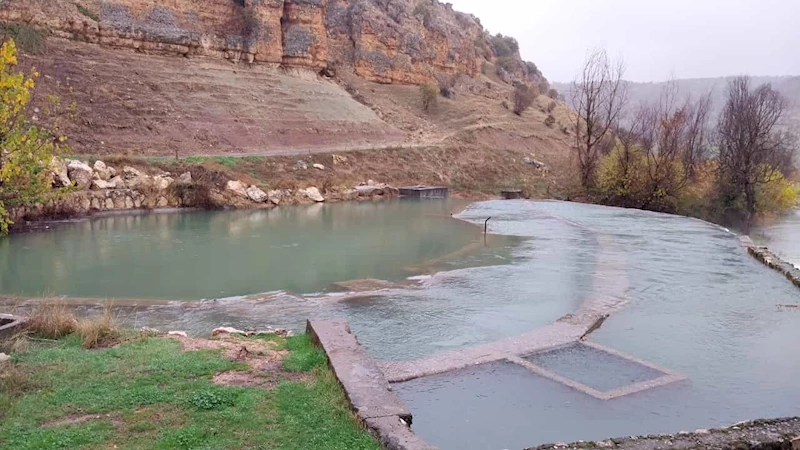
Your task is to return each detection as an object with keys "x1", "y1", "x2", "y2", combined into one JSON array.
[{"x1": 1, "y1": 0, "x2": 542, "y2": 85}]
